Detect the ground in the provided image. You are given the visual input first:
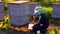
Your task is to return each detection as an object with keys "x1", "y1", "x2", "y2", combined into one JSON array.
[{"x1": 9, "y1": 24, "x2": 60, "y2": 34}]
